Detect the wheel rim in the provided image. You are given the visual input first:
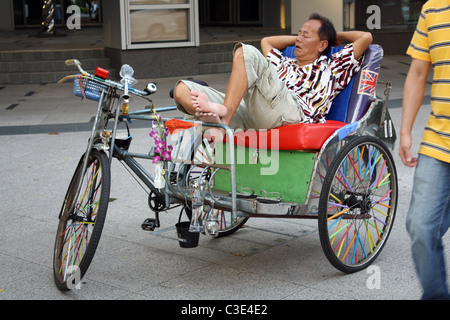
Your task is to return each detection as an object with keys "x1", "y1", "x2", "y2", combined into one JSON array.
[
  {"x1": 320, "y1": 139, "x2": 397, "y2": 271},
  {"x1": 54, "y1": 153, "x2": 105, "y2": 286}
]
